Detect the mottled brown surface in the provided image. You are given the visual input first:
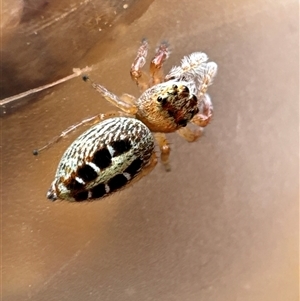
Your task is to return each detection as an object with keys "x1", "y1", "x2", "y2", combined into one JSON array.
[{"x1": 1, "y1": 0, "x2": 299, "y2": 300}]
